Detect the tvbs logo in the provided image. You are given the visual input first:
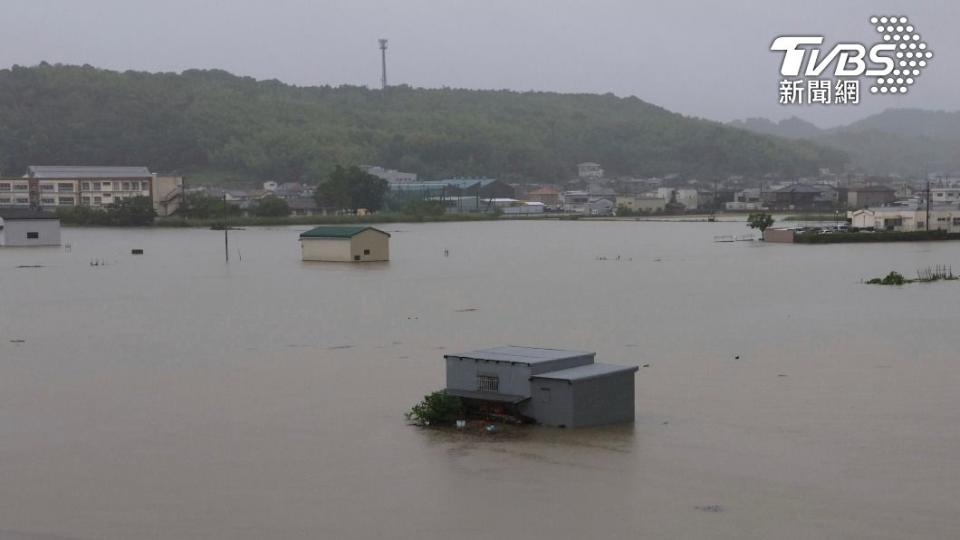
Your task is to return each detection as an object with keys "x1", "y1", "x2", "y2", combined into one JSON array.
[{"x1": 771, "y1": 16, "x2": 933, "y2": 104}]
